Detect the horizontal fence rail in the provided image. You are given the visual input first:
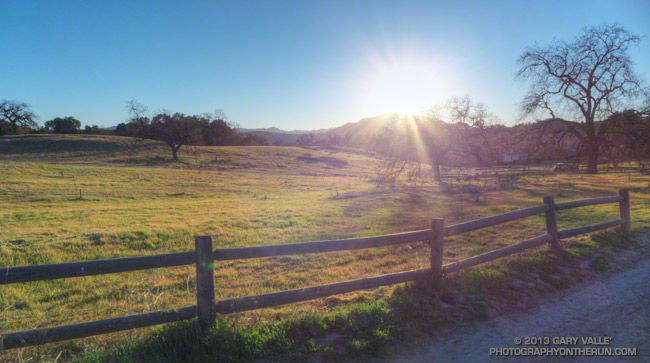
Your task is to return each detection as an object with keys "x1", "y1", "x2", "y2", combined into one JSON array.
[
  {"x1": 1, "y1": 252, "x2": 197, "y2": 285},
  {"x1": 558, "y1": 219, "x2": 627, "y2": 239},
  {"x1": 443, "y1": 234, "x2": 553, "y2": 274},
  {"x1": 216, "y1": 269, "x2": 427, "y2": 314},
  {"x1": 555, "y1": 195, "x2": 623, "y2": 210},
  {"x1": 214, "y1": 230, "x2": 431, "y2": 260},
  {"x1": 445, "y1": 205, "x2": 549, "y2": 236},
  {"x1": 1, "y1": 189, "x2": 632, "y2": 350},
  {"x1": 2, "y1": 306, "x2": 197, "y2": 350}
]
